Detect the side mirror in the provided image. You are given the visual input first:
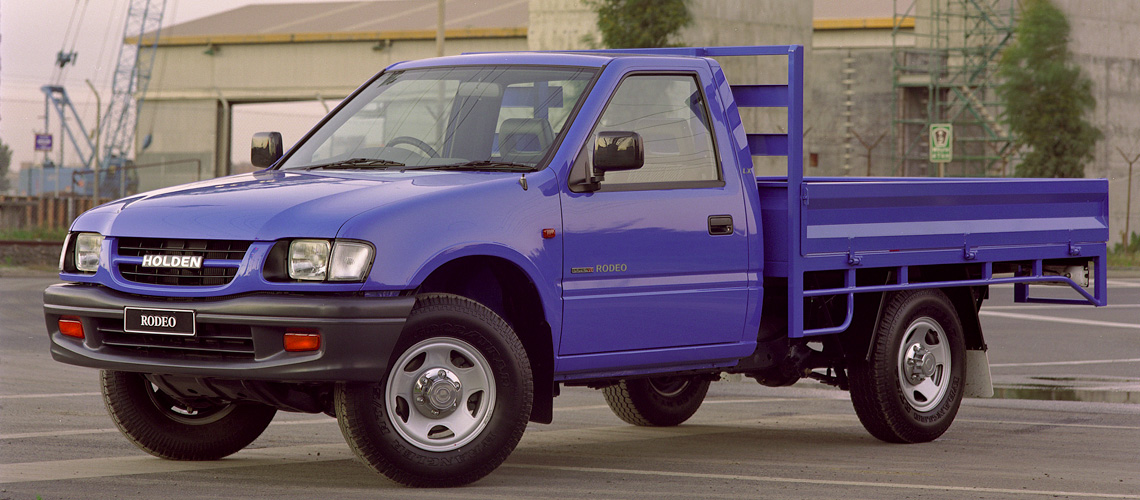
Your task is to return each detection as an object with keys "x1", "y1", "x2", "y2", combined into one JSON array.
[
  {"x1": 593, "y1": 131, "x2": 643, "y2": 172},
  {"x1": 251, "y1": 132, "x2": 284, "y2": 168}
]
